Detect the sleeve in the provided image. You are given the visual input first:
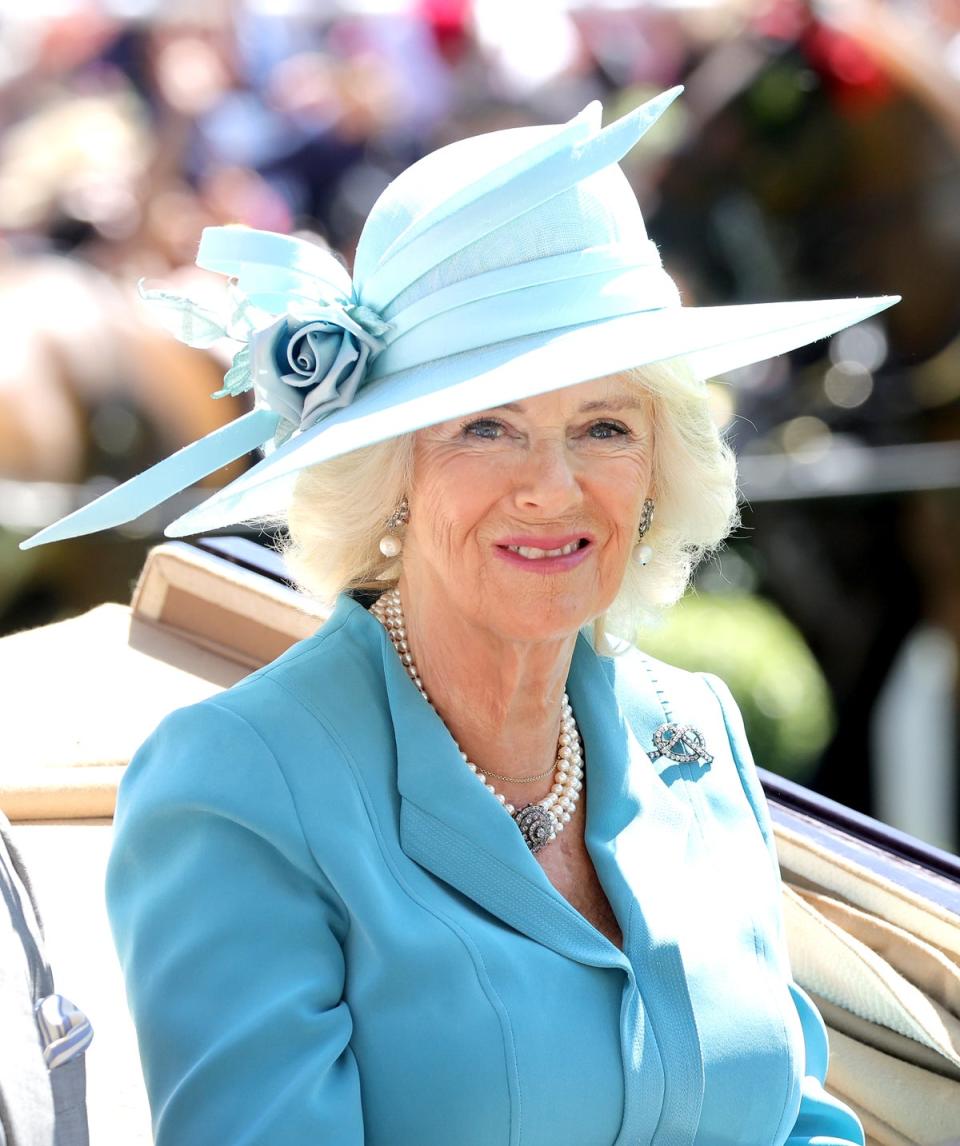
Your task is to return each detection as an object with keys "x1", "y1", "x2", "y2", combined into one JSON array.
[
  {"x1": 701, "y1": 673, "x2": 866, "y2": 1146},
  {"x1": 105, "y1": 700, "x2": 364, "y2": 1146}
]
